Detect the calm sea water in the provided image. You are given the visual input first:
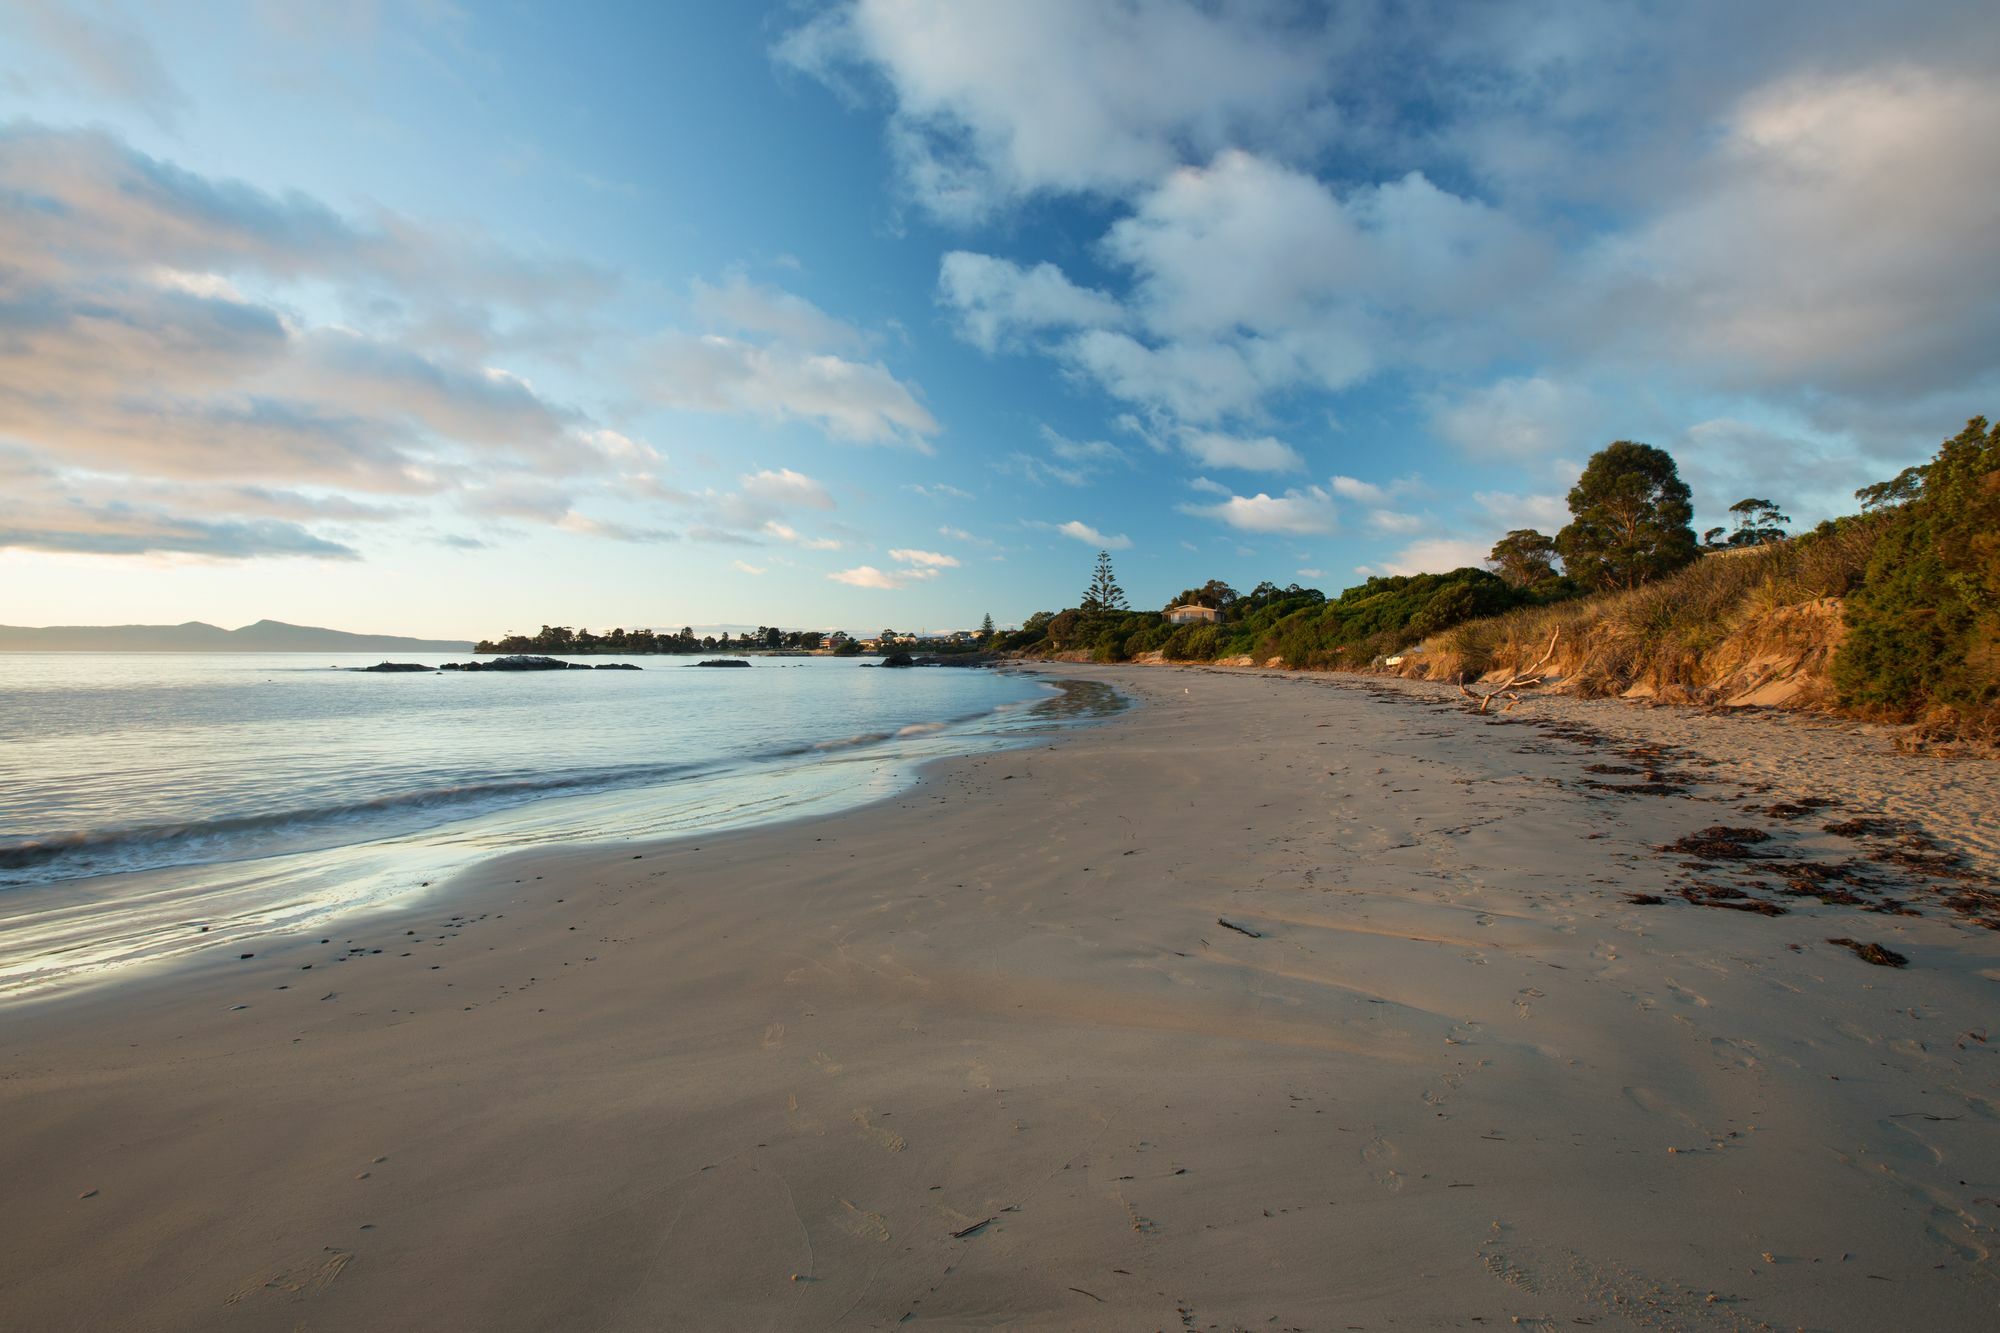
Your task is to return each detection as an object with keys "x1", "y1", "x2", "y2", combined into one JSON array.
[{"x1": 0, "y1": 653, "x2": 1117, "y2": 998}]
